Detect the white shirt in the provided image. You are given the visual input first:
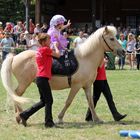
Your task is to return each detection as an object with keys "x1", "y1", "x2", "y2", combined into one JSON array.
[
  {"x1": 74, "y1": 36, "x2": 86, "y2": 48},
  {"x1": 29, "y1": 39, "x2": 39, "y2": 51}
]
